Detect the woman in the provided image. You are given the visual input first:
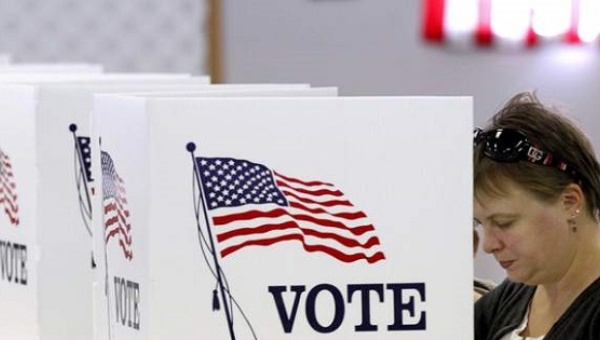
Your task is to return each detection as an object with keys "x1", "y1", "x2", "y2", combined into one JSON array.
[{"x1": 473, "y1": 92, "x2": 600, "y2": 339}]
